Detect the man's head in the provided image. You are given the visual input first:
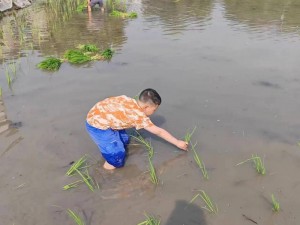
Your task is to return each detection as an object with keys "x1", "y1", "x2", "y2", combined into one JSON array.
[{"x1": 138, "y1": 88, "x2": 161, "y2": 116}]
